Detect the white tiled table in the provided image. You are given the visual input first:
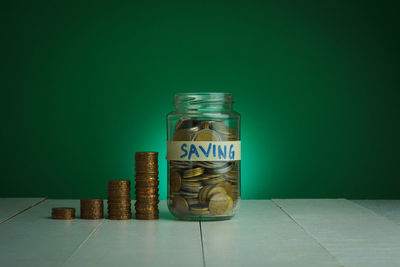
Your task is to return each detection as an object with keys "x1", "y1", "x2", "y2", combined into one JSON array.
[{"x1": 0, "y1": 198, "x2": 399, "y2": 267}]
